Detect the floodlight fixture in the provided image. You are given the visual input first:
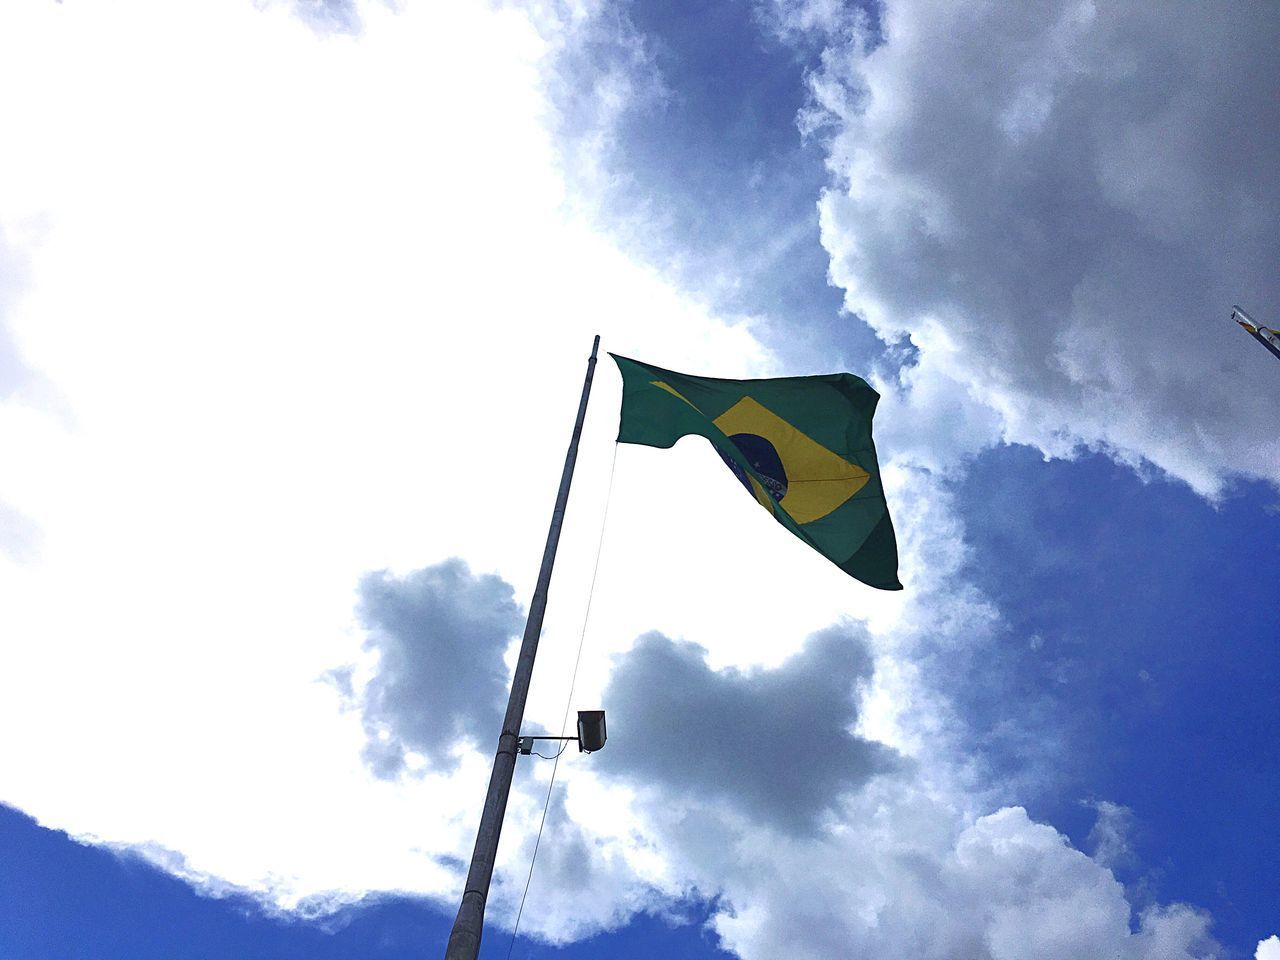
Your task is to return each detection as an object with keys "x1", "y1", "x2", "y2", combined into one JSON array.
[
  {"x1": 516, "y1": 709, "x2": 607, "y2": 757},
  {"x1": 577, "y1": 710, "x2": 607, "y2": 753}
]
